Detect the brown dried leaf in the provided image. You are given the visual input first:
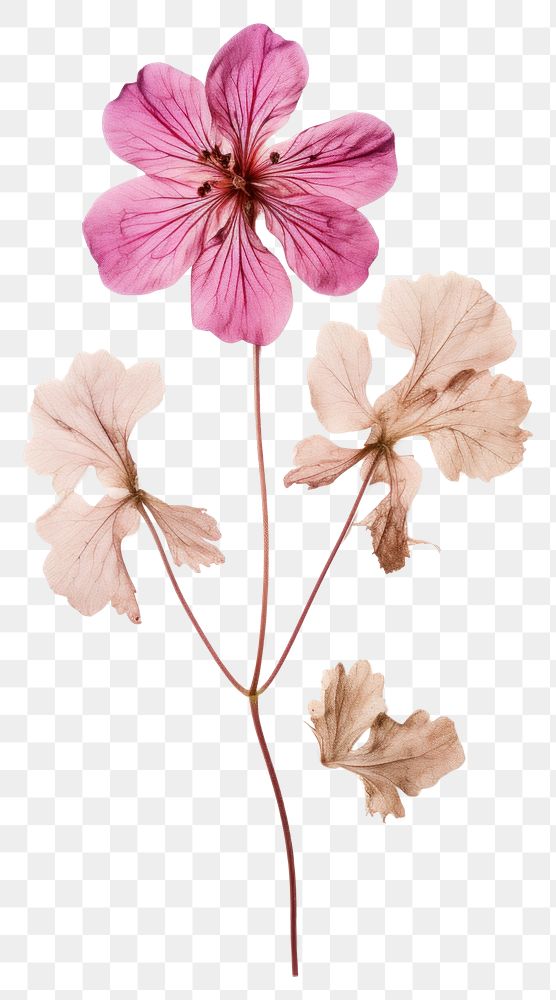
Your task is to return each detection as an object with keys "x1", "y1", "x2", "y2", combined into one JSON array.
[
  {"x1": 308, "y1": 322, "x2": 376, "y2": 432},
  {"x1": 357, "y1": 451, "x2": 423, "y2": 573},
  {"x1": 308, "y1": 660, "x2": 386, "y2": 760},
  {"x1": 344, "y1": 710, "x2": 465, "y2": 819},
  {"x1": 309, "y1": 663, "x2": 465, "y2": 820}
]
